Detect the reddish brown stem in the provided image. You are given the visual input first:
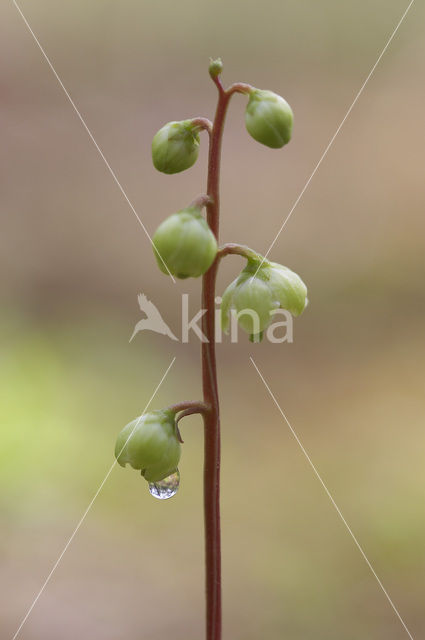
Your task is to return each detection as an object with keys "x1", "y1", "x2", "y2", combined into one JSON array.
[
  {"x1": 190, "y1": 116, "x2": 213, "y2": 136},
  {"x1": 189, "y1": 194, "x2": 214, "y2": 210},
  {"x1": 175, "y1": 406, "x2": 208, "y2": 424},
  {"x1": 174, "y1": 406, "x2": 203, "y2": 440},
  {"x1": 217, "y1": 243, "x2": 262, "y2": 263},
  {"x1": 201, "y1": 74, "x2": 232, "y2": 640},
  {"x1": 173, "y1": 404, "x2": 210, "y2": 443},
  {"x1": 226, "y1": 81, "x2": 254, "y2": 97},
  {"x1": 168, "y1": 400, "x2": 211, "y2": 416}
]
